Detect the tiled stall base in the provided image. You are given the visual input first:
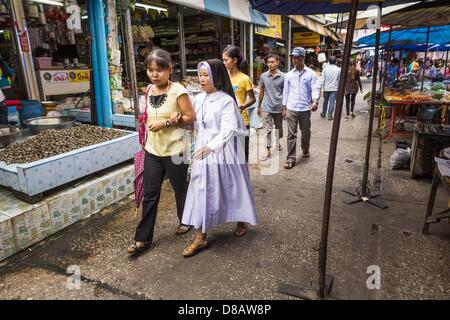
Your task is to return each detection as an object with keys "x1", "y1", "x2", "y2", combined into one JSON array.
[{"x1": 0, "y1": 163, "x2": 134, "y2": 261}]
